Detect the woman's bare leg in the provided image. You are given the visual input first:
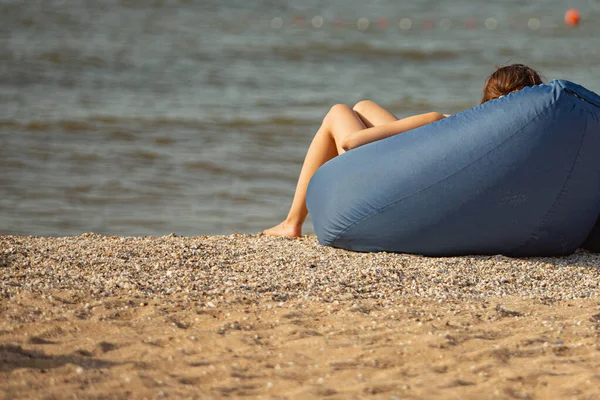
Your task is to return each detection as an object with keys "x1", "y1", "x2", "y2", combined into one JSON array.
[
  {"x1": 353, "y1": 100, "x2": 398, "y2": 128},
  {"x1": 263, "y1": 104, "x2": 366, "y2": 237}
]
